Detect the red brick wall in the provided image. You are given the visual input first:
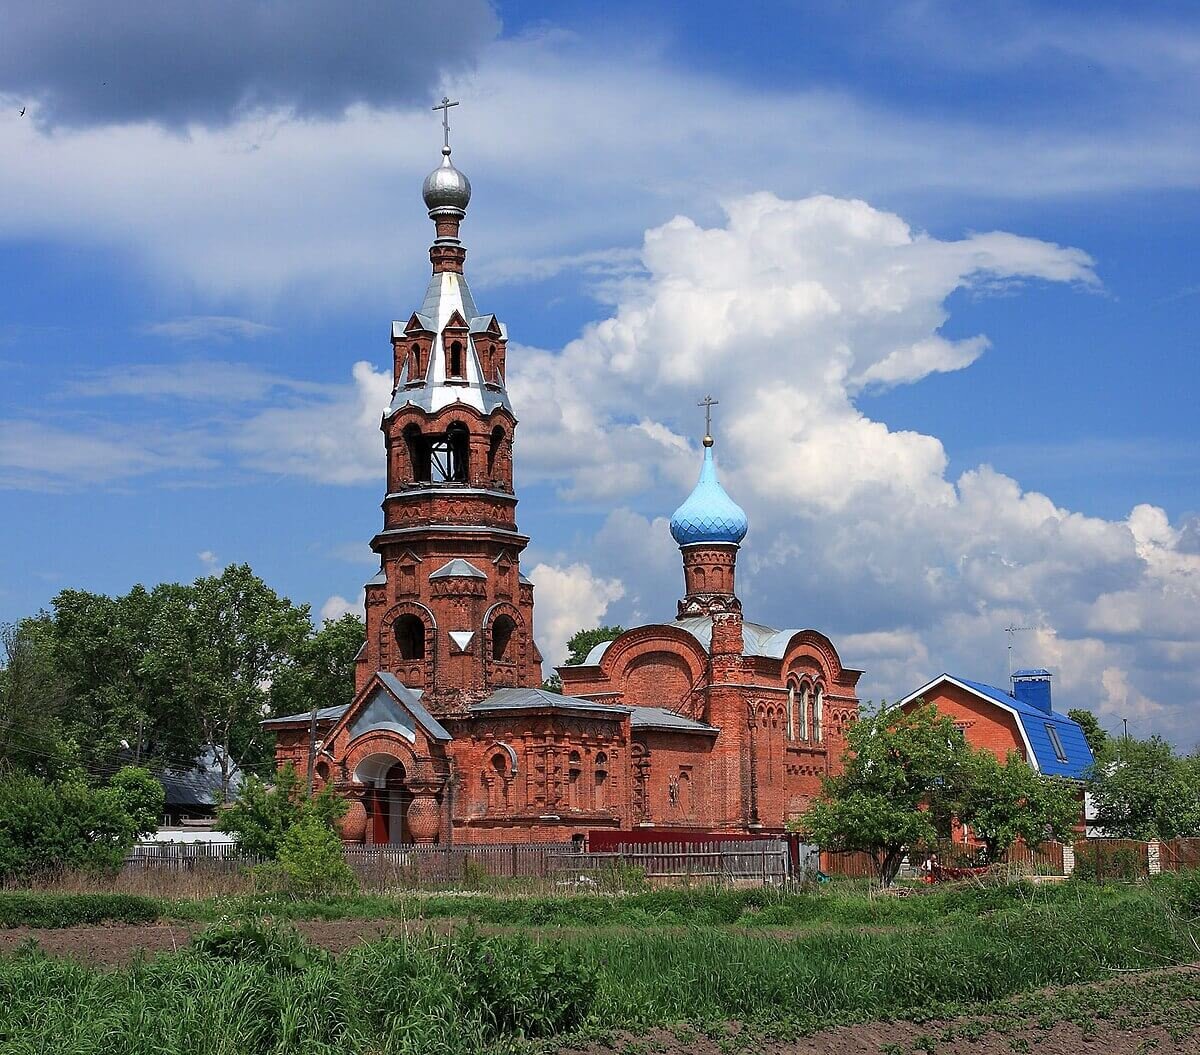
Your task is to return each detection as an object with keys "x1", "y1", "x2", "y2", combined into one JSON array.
[{"x1": 909, "y1": 682, "x2": 1027, "y2": 762}]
